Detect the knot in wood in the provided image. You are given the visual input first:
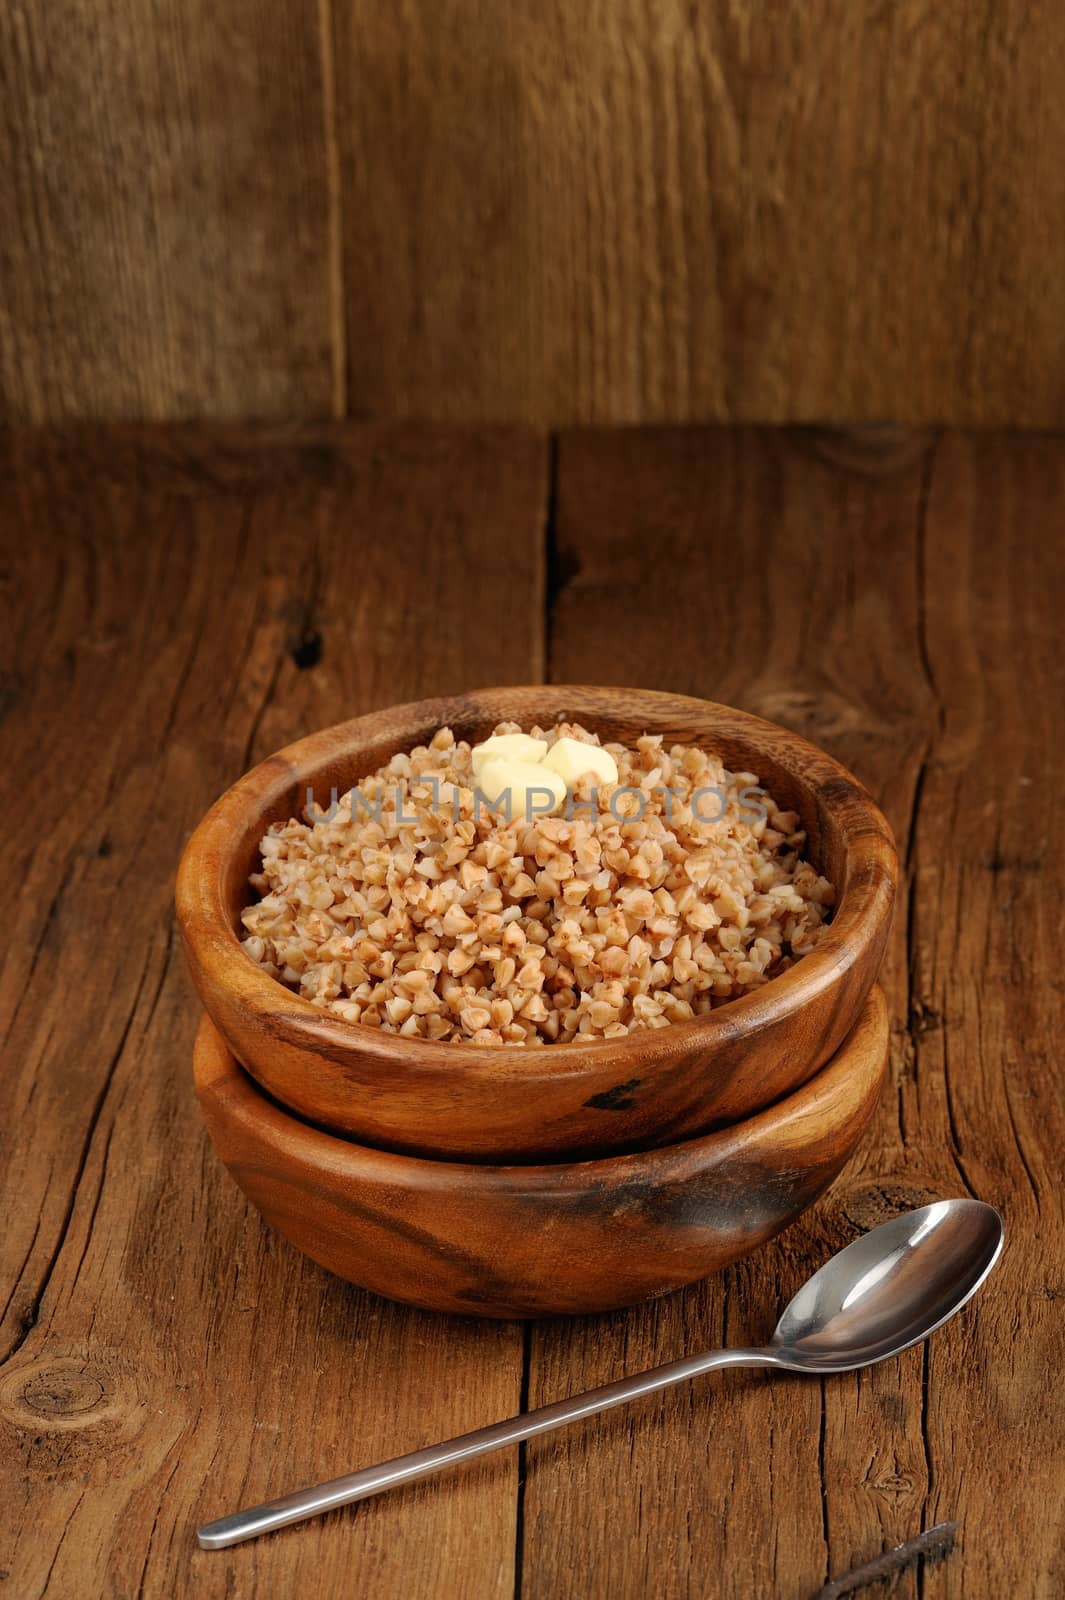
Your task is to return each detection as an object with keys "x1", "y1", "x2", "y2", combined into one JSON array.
[{"x1": 20, "y1": 1368, "x2": 107, "y2": 1418}]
